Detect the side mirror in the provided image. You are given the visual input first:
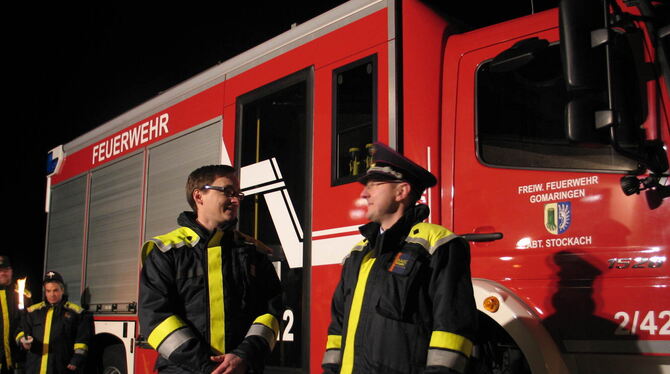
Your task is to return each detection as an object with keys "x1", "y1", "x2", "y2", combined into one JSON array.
[{"x1": 559, "y1": 0, "x2": 606, "y2": 91}]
